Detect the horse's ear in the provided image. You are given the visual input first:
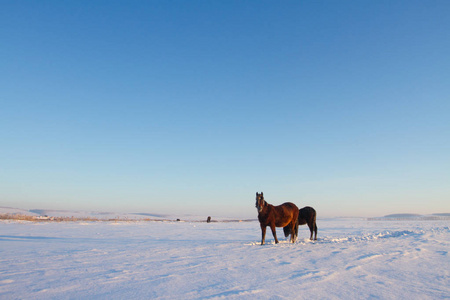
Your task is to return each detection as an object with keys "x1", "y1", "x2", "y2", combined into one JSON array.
[{"x1": 261, "y1": 192, "x2": 263, "y2": 196}]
